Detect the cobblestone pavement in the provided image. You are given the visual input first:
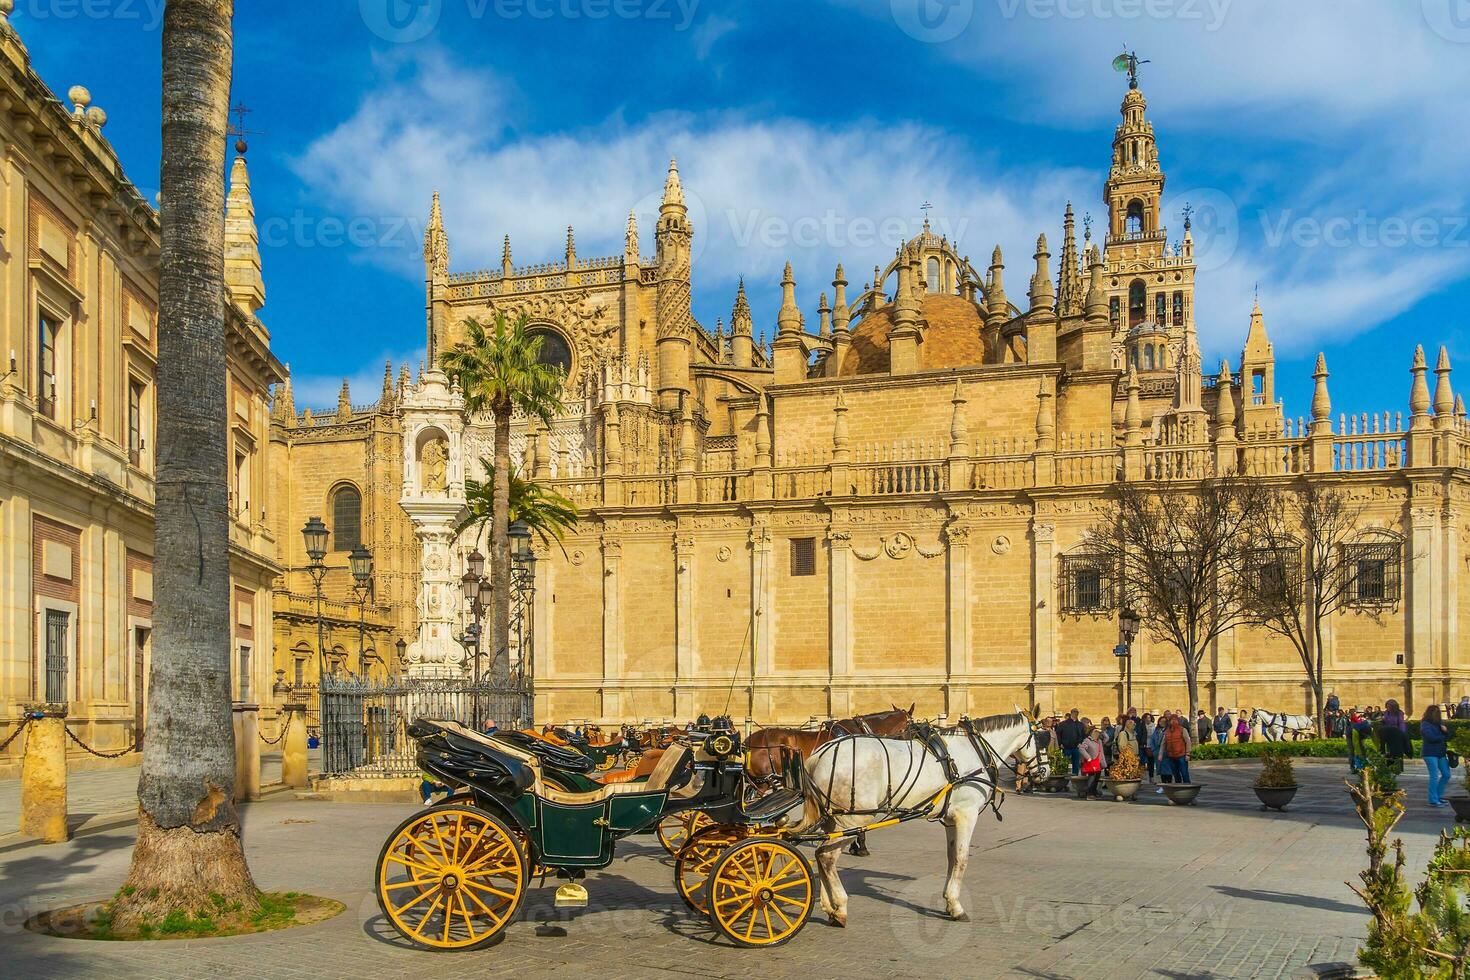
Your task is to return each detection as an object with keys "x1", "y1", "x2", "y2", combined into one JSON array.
[
  {"x1": 0, "y1": 751, "x2": 320, "y2": 838},
  {"x1": 0, "y1": 761, "x2": 1449, "y2": 979}
]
